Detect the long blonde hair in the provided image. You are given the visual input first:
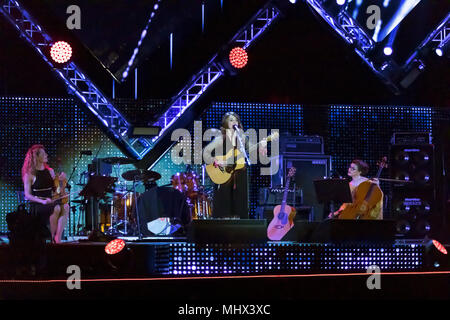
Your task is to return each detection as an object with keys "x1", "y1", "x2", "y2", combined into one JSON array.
[{"x1": 21, "y1": 144, "x2": 50, "y2": 180}]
